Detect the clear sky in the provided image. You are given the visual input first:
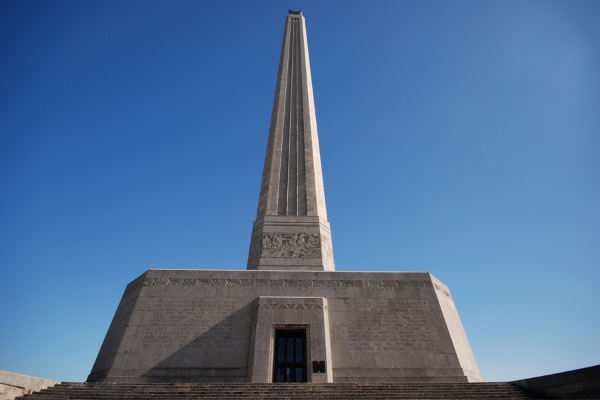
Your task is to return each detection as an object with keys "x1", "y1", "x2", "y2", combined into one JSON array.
[{"x1": 1, "y1": 0, "x2": 598, "y2": 383}]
